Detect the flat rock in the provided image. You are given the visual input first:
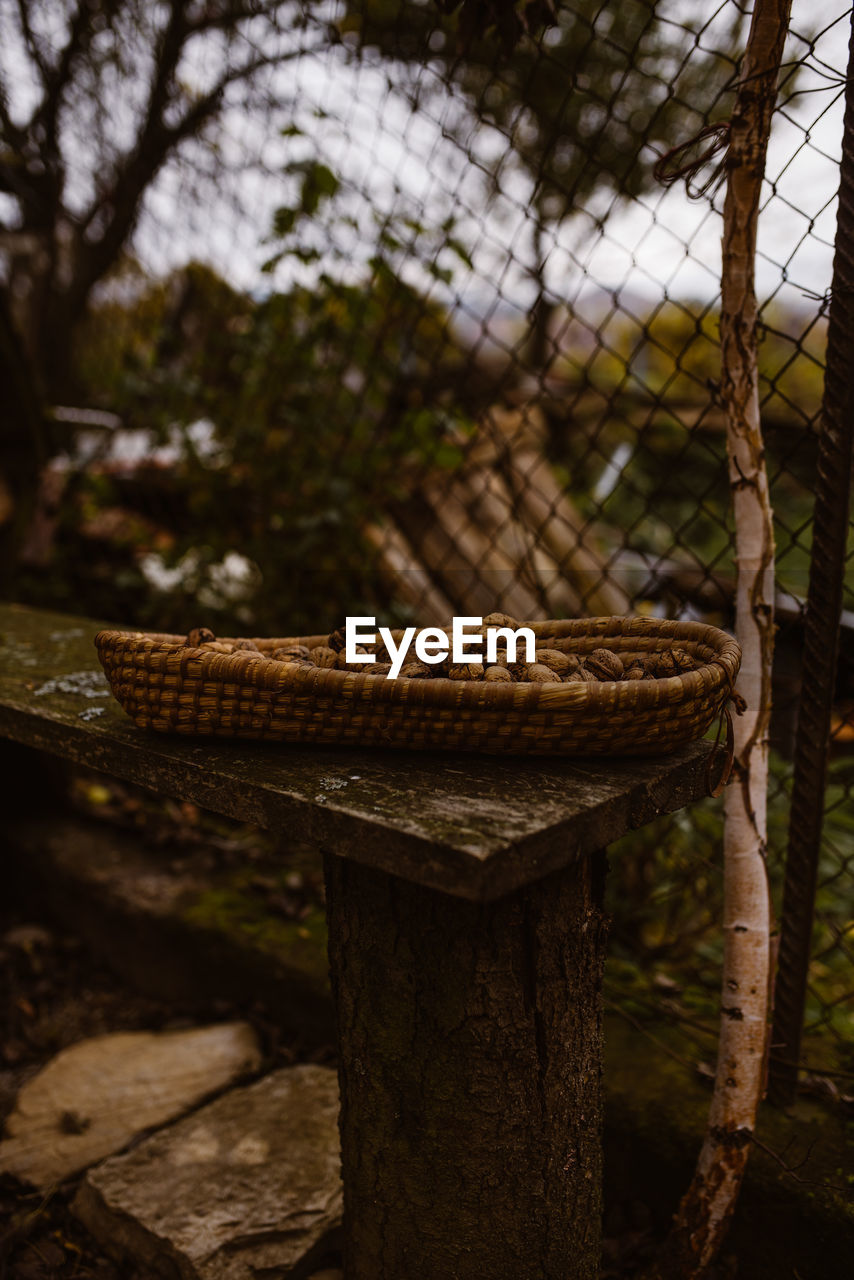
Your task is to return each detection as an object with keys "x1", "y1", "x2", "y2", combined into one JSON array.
[
  {"x1": 74, "y1": 1064, "x2": 341, "y2": 1280},
  {"x1": 0, "y1": 1023, "x2": 261, "y2": 1188}
]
